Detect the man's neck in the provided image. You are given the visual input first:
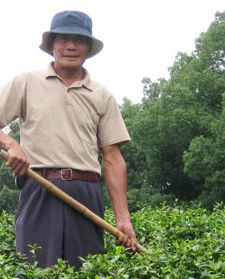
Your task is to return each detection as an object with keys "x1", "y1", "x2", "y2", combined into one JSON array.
[{"x1": 53, "y1": 64, "x2": 84, "y2": 86}]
